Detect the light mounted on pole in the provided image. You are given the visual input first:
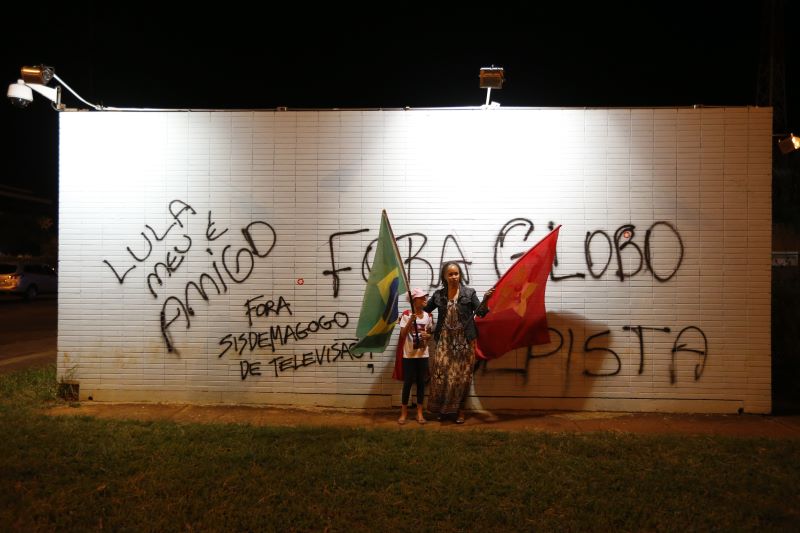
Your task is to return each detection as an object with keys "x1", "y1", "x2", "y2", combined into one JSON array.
[{"x1": 479, "y1": 66, "x2": 504, "y2": 108}]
